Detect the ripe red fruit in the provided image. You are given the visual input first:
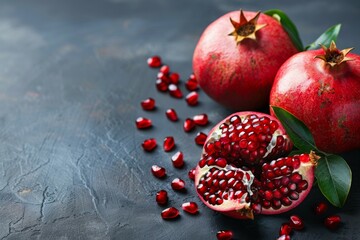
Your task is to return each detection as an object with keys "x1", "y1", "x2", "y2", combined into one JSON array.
[
  {"x1": 324, "y1": 215, "x2": 341, "y2": 230},
  {"x1": 169, "y1": 72, "x2": 180, "y2": 84},
  {"x1": 182, "y1": 202, "x2": 199, "y2": 214},
  {"x1": 135, "y1": 117, "x2": 152, "y2": 129},
  {"x1": 157, "y1": 72, "x2": 171, "y2": 83},
  {"x1": 186, "y1": 91, "x2": 199, "y2": 106},
  {"x1": 194, "y1": 112, "x2": 316, "y2": 219},
  {"x1": 279, "y1": 223, "x2": 292, "y2": 236},
  {"x1": 156, "y1": 190, "x2": 168, "y2": 205},
  {"x1": 314, "y1": 202, "x2": 328, "y2": 215},
  {"x1": 195, "y1": 132, "x2": 207, "y2": 146},
  {"x1": 166, "y1": 108, "x2": 178, "y2": 121},
  {"x1": 171, "y1": 178, "x2": 186, "y2": 191},
  {"x1": 156, "y1": 79, "x2": 168, "y2": 92},
  {"x1": 185, "y1": 78, "x2": 198, "y2": 91},
  {"x1": 163, "y1": 136, "x2": 175, "y2": 152},
  {"x1": 151, "y1": 165, "x2": 166, "y2": 178},
  {"x1": 141, "y1": 98, "x2": 155, "y2": 110},
  {"x1": 161, "y1": 207, "x2": 179, "y2": 219},
  {"x1": 142, "y1": 138, "x2": 157, "y2": 151},
  {"x1": 193, "y1": 10, "x2": 298, "y2": 110},
  {"x1": 160, "y1": 65, "x2": 170, "y2": 74},
  {"x1": 270, "y1": 41, "x2": 360, "y2": 153},
  {"x1": 184, "y1": 118, "x2": 196, "y2": 132},
  {"x1": 147, "y1": 55, "x2": 162, "y2": 68},
  {"x1": 168, "y1": 84, "x2": 183, "y2": 98},
  {"x1": 171, "y1": 151, "x2": 184, "y2": 168},
  {"x1": 193, "y1": 114, "x2": 208, "y2": 126},
  {"x1": 289, "y1": 215, "x2": 304, "y2": 230},
  {"x1": 216, "y1": 230, "x2": 233, "y2": 240}
]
